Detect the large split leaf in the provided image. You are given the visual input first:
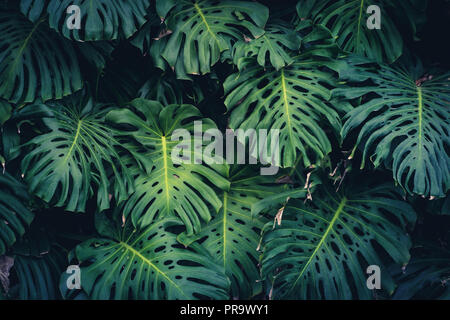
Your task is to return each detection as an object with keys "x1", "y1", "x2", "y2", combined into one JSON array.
[
  {"x1": 224, "y1": 57, "x2": 342, "y2": 168},
  {"x1": 21, "y1": 0, "x2": 151, "y2": 41},
  {"x1": 231, "y1": 22, "x2": 301, "y2": 70},
  {"x1": 0, "y1": 174, "x2": 34, "y2": 256},
  {"x1": 0, "y1": 12, "x2": 82, "y2": 103},
  {"x1": 158, "y1": 0, "x2": 269, "y2": 75},
  {"x1": 74, "y1": 216, "x2": 229, "y2": 299},
  {"x1": 261, "y1": 177, "x2": 416, "y2": 299},
  {"x1": 106, "y1": 99, "x2": 230, "y2": 235},
  {"x1": 20, "y1": 95, "x2": 148, "y2": 212},
  {"x1": 337, "y1": 57, "x2": 450, "y2": 198},
  {"x1": 179, "y1": 166, "x2": 284, "y2": 298},
  {"x1": 296, "y1": 0, "x2": 406, "y2": 63}
]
